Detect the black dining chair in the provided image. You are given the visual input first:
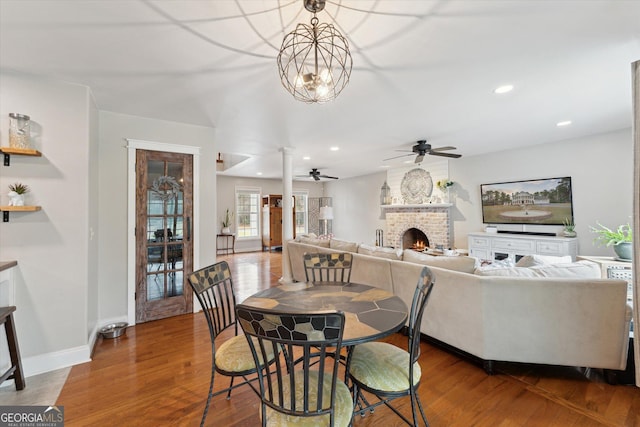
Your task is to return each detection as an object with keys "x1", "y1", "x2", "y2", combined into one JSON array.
[
  {"x1": 347, "y1": 266, "x2": 435, "y2": 426},
  {"x1": 236, "y1": 305, "x2": 354, "y2": 427},
  {"x1": 303, "y1": 252, "x2": 353, "y2": 284},
  {"x1": 187, "y1": 261, "x2": 277, "y2": 427}
]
